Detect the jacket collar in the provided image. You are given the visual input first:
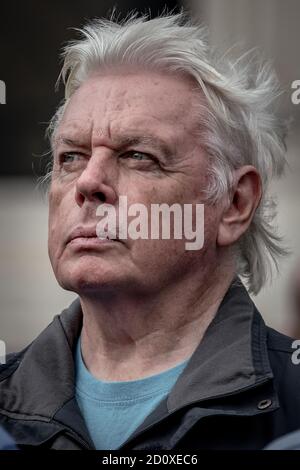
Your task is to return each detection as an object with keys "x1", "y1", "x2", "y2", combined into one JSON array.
[
  {"x1": 121, "y1": 279, "x2": 278, "y2": 448},
  {"x1": 0, "y1": 300, "x2": 93, "y2": 447},
  {"x1": 0, "y1": 299, "x2": 82, "y2": 420},
  {"x1": 167, "y1": 277, "x2": 274, "y2": 412}
]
